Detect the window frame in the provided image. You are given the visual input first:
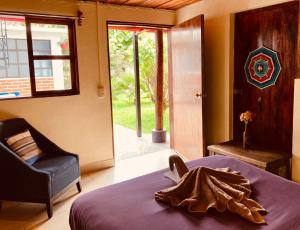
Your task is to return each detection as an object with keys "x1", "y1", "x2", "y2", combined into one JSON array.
[
  {"x1": 26, "y1": 16, "x2": 79, "y2": 97},
  {"x1": 0, "y1": 14, "x2": 79, "y2": 100},
  {"x1": 31, "y1": 39, "x2": 53, "y2": 78}
]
